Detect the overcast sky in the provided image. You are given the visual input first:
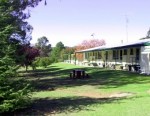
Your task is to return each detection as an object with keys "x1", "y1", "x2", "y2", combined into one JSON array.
[{"x1": 28, "y1": 0, "x2": 150, "y2": 47}]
